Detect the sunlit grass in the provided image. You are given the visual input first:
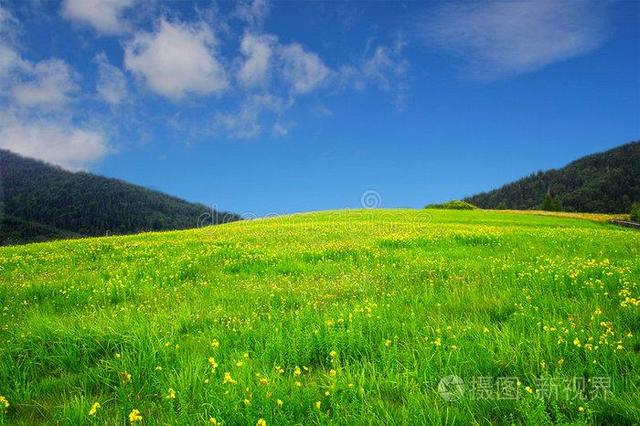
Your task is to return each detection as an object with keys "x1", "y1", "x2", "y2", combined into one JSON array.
[{"x1": 0, "y1": 209, "x2": 638, "y2": 424}]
